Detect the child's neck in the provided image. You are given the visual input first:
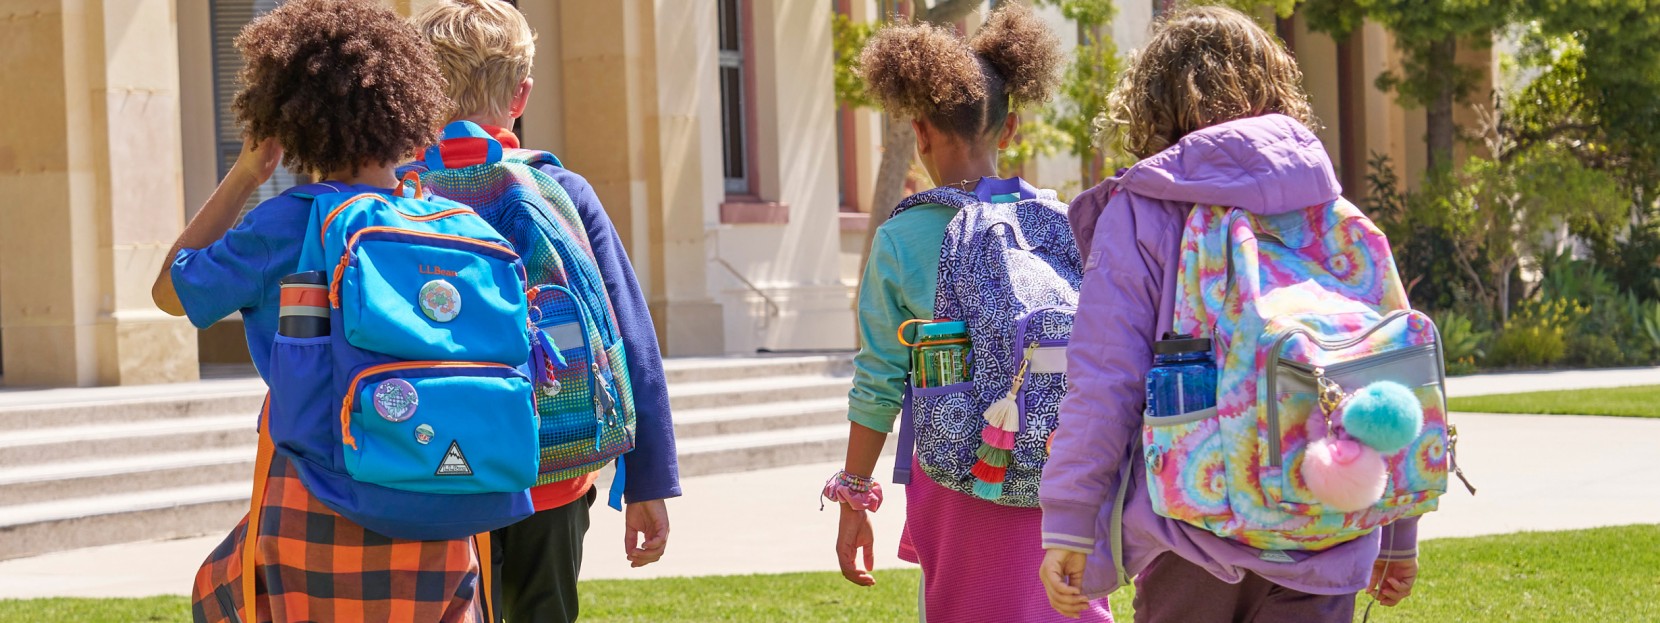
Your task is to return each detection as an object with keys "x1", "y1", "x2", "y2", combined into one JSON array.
[
  {"x1": 321, "y1": 164, "x2": 398, "y2": 189},
  {"x1": 933, "y1": 156, "x2": 1001, "y2": 191},
  {"x1": 458, "y1": 113, "x2": 513, "y2": 132}
]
